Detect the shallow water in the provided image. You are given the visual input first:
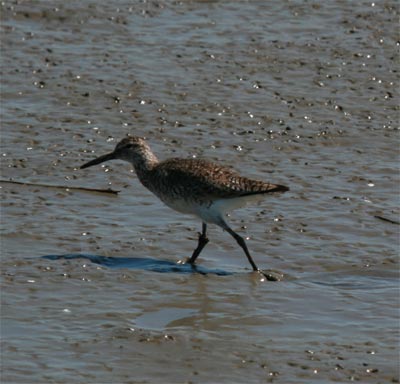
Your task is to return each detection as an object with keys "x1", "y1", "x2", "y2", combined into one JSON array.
[{"x1": 1, "y1": 1, "x2": 399, "y2": 383}]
